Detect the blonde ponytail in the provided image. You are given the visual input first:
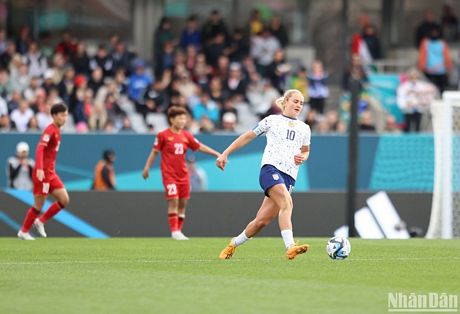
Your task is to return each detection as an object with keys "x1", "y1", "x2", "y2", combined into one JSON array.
[{"x1": 275, "y1": 96, "x2": 285, "y2": 109}]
